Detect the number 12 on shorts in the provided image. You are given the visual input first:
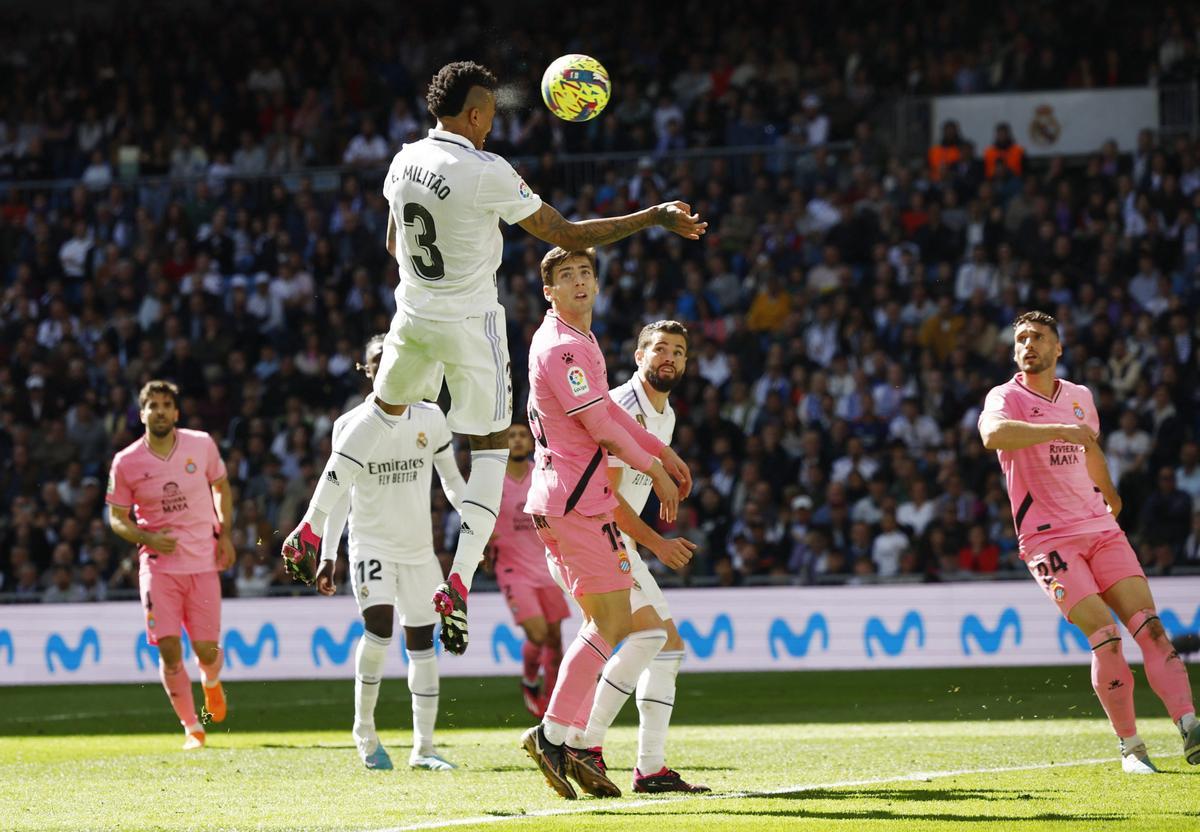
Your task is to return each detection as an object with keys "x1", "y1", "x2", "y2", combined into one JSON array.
[{"x1": 355, "y1": 559, "x2": 383, "y2": 584}]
